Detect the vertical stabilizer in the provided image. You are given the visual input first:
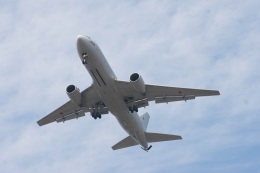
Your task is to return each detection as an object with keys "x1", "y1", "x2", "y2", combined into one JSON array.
[{"x1": 139, "y1": 112, "x2": 150, "y2": 131}]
